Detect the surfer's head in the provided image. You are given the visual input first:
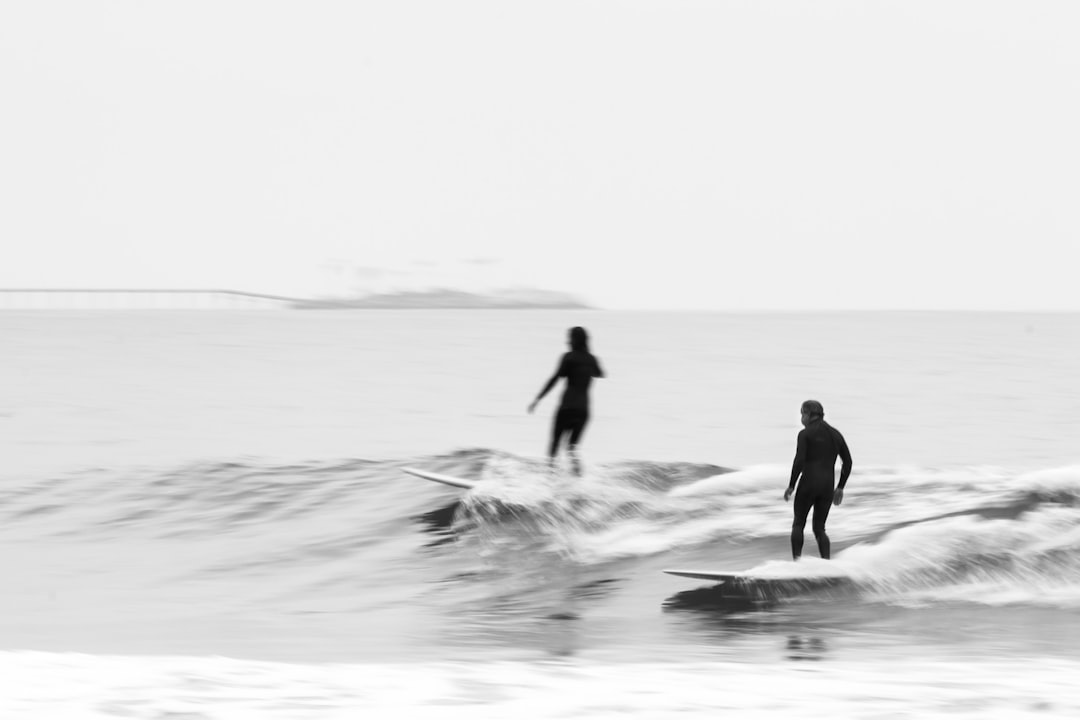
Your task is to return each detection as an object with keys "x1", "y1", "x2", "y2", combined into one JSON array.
[
  {"x1": 800, "y1": 400, "x2": 824, "y2": 425},
  {"x1": 568, "y1": 326, "x2": 590, "y2": 352}
]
